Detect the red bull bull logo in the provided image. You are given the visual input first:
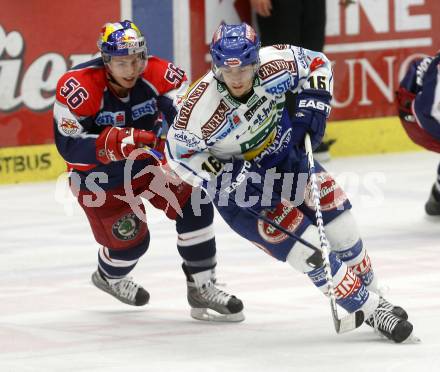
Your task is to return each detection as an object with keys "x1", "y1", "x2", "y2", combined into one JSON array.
[{"x1": 60, "y1": 118, "x2": 80, "y2": 135}]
